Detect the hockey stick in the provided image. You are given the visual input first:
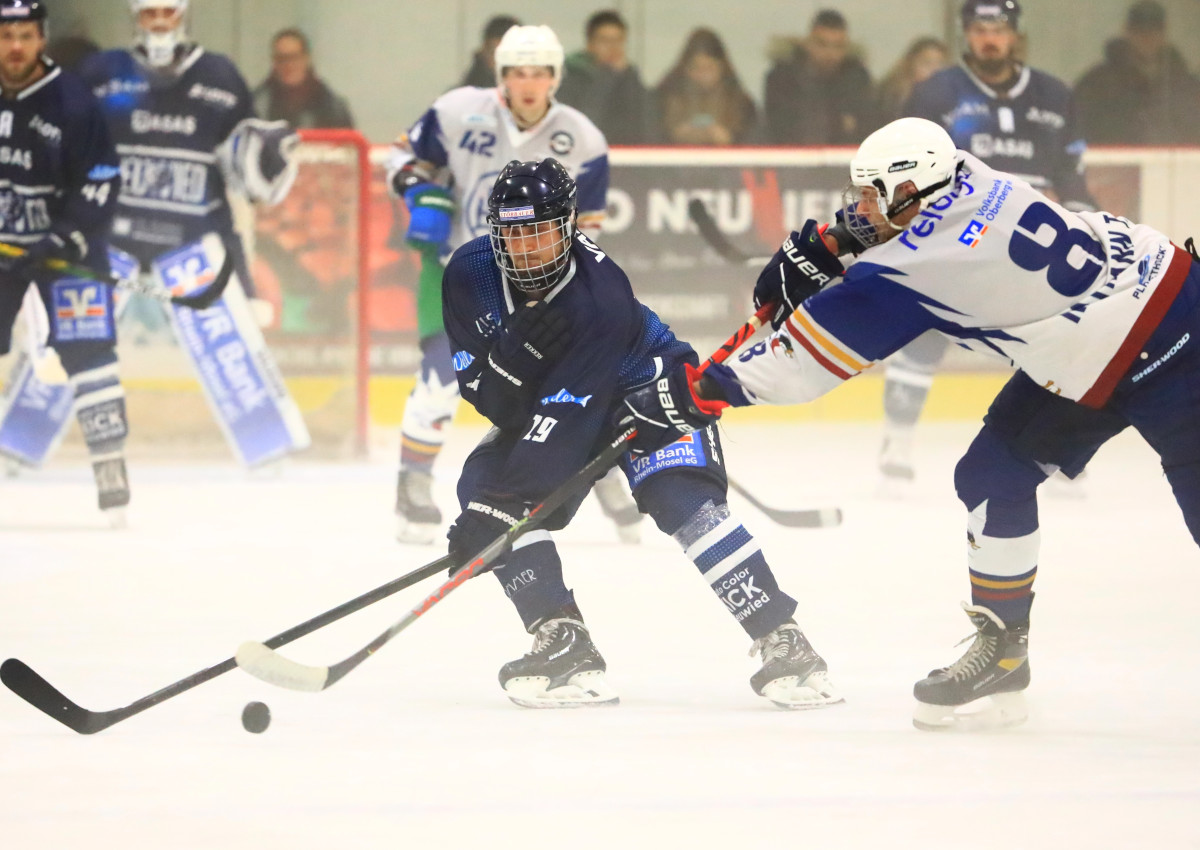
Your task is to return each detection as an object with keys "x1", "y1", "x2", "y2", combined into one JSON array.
[
  {"x1": 0, "y1": 555, "x2": 452, "y2": 734},
  {"x1": 687, "y1": 198, "x2": 767, "y2": 266},
  {"x1": 687, "y1": 201, "x2": 844, "y2": 529},
  {"x1": 235, "y1": 305, "x2": 779, "y2": 693},
  {"x1": 726, "y1": 478, "x2": 841, "y2": 528},
  {"x1": 0, "y1": 241, "x2": 234, "y2": 310}
]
